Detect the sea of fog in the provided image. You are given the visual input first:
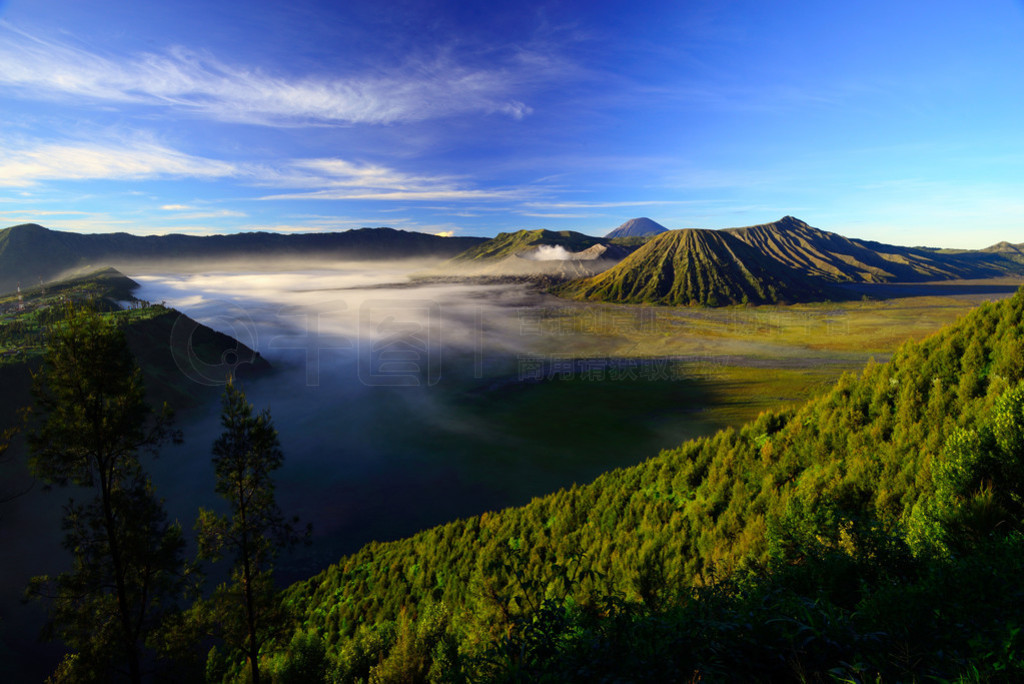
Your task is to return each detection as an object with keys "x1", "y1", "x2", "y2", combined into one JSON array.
[
  {"x1": 126, "y1": 262, "x2": 720, "y2": 574},
  {"x1": 1, "y1": 261, "x2": 719, "y2": 678},
  {"x1": 130, "y1": 263, "x2": 559, "y2": 574}
]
